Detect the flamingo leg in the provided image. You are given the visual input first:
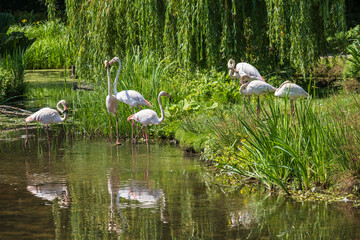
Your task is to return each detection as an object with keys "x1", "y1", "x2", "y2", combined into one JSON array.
[
  {"x1": 257, "y1": 95, "x2": 260, "y2": 116},
  {"x1": 145, "y1": 126, "x2": 148, "y2": 143},
  {"x1": 25, "y1": 122, "x2": 29, "y2": 147},
  {"x1": 46, "y1": 126, "x2": 51, "y2": 152},
  {"x1": 115, "y1": 113, "x2": 120, "y2": 145},
  {"x1": 134, "y1": 125, "x2": 145, "y2": 143},
  {"x1": 131, "y1": 107, "x2": 134, "y2": 143},
  {"x1": 108, "y1": 113, "x2": 113, "y2": 143},
  {"x1": 291, "y1": 100, "x2": 295, "y2": 115}
]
